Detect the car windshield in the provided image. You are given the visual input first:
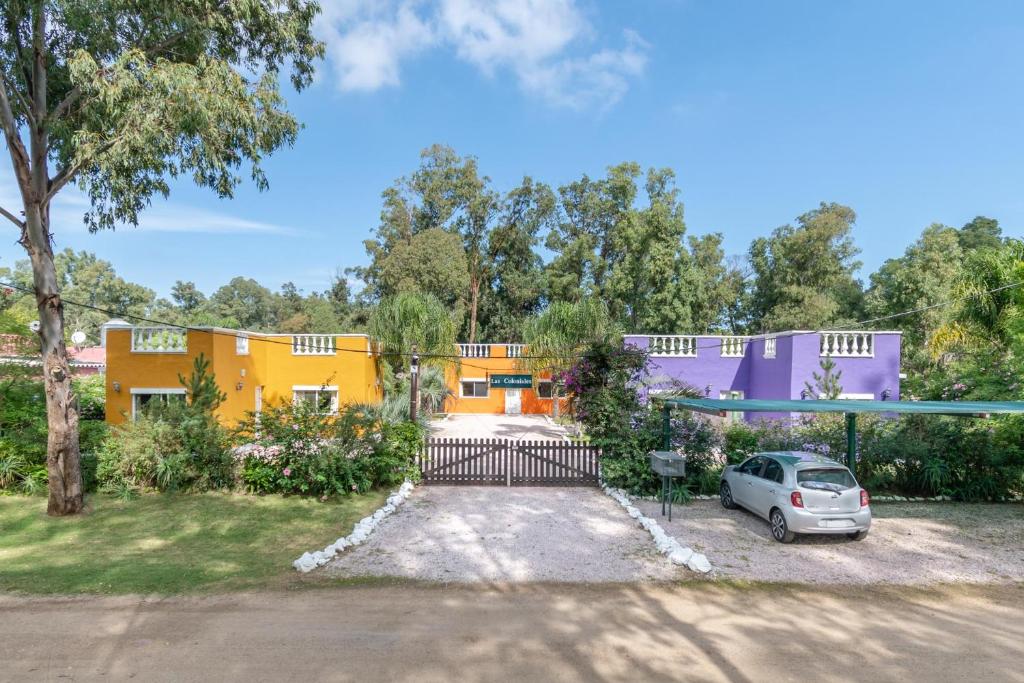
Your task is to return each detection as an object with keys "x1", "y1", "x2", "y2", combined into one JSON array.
[{"x1": 797, "y1": 468, "x2": 856, "y2": 491}]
